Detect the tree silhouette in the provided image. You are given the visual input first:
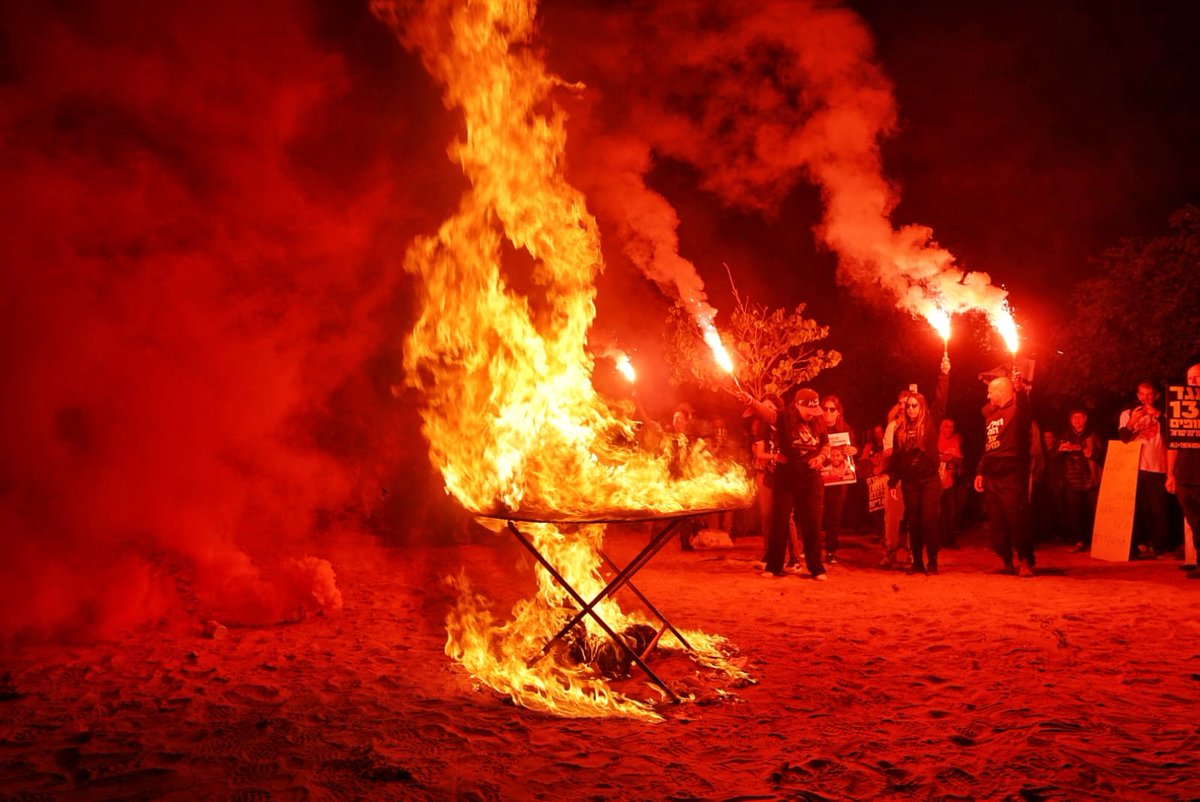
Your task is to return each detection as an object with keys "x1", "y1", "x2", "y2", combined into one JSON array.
[
  {"x1": 1051, "y1": 205, "x2": 1200, "y2": 395},
  {"x1": 664, "y1": 275, "x2": 841, "y2": 399}
]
